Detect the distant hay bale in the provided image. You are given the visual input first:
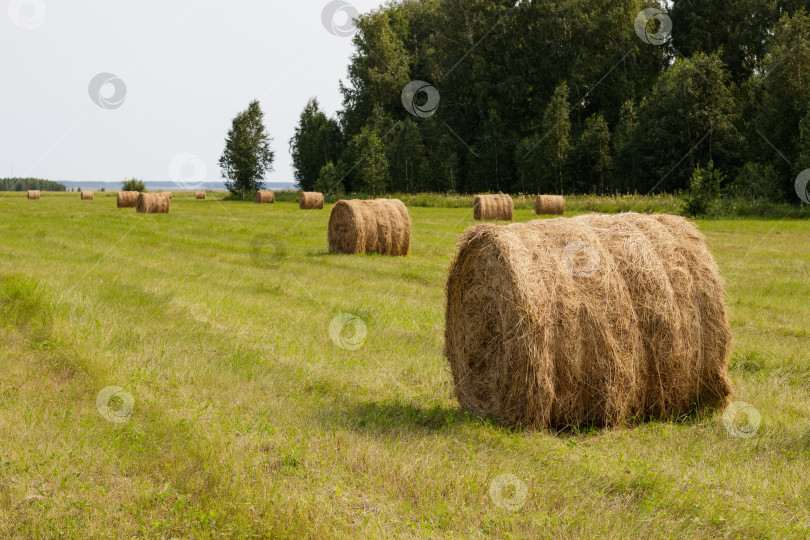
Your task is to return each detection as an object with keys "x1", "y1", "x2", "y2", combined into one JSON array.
[
  {"x1": 328, "y1": 199, "x2": 411, "y2": 256},
  {"x1": 195, "y1": 191, "x2": 206, "y2": 199},
  {"x1": 474, "y1": 194, "x2": 513, "y2": 221},
  {"x1": 444, "y1": 212, "x2": 733, "y2": 429},
  {"x1": 300, "y1": 191, "x2": 324, "y2": 210},
  {"x1": 117, "y1": 191, "x2": 139, "y2": 208},
  {"x1": 254, "y1": 191, "x2": 275, "y2": 204},
  {"x1": 136, "y1": 192, "x2": 170, "y2": 214},
  {"x1": 535, "y1": 195, "x2": 565, "y2": 215},
  {"x1": 81, "y1": 191, "x2": 94, "y2": 200},
  {"x1": 27, "y1": 190, "x2": 40, "y2": 200}
]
